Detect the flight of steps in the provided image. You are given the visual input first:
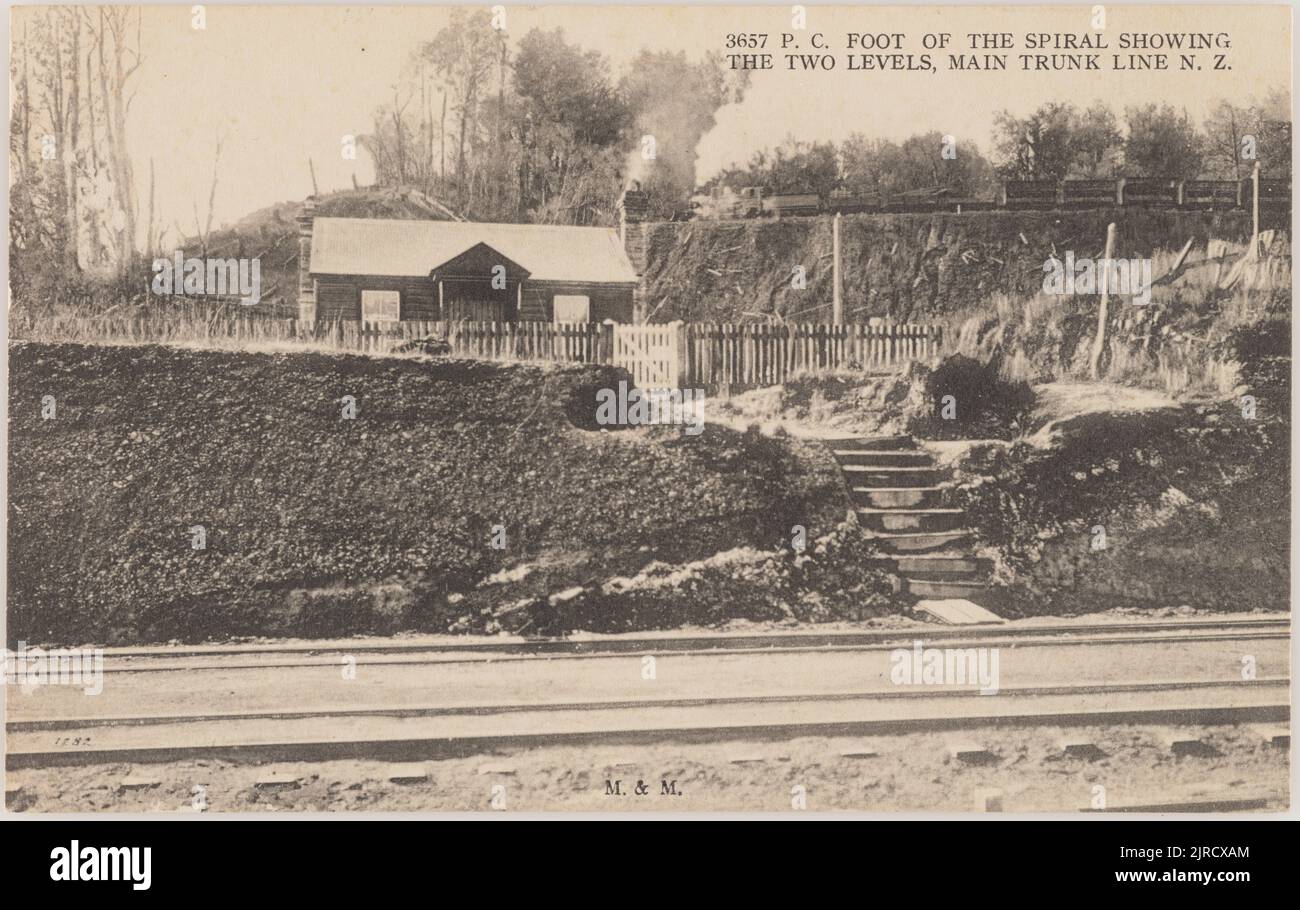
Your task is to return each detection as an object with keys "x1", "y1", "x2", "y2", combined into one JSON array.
[{"x1": 825, "y1": 434, "x2": 992, "y2": 605}]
